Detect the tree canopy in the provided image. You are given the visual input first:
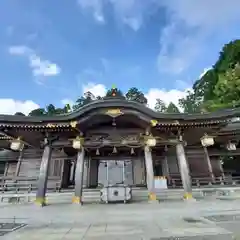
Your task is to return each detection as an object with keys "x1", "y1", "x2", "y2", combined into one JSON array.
[
  {"x1": 179, "y1": 39, "x2": 240, "y2": 113},
  {"x1": 22, "y1": 87, "x2": 149, "y2": 116}
]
